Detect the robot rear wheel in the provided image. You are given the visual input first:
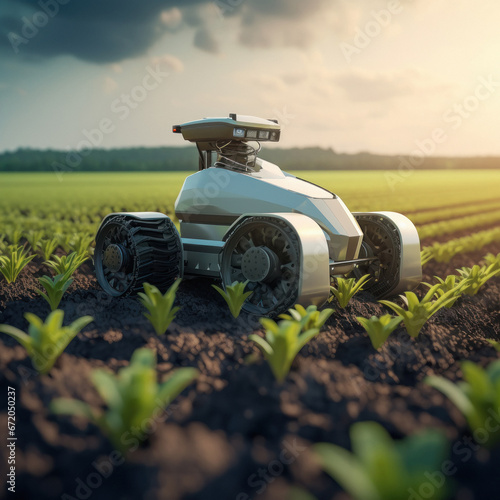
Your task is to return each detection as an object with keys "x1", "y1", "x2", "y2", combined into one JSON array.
[
  {"x1": 352, "y1": 214, "x2": 402, "y2": 298},
  {"x1": 94, "y1": 215, "x2": 183, "y2": 297}
]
